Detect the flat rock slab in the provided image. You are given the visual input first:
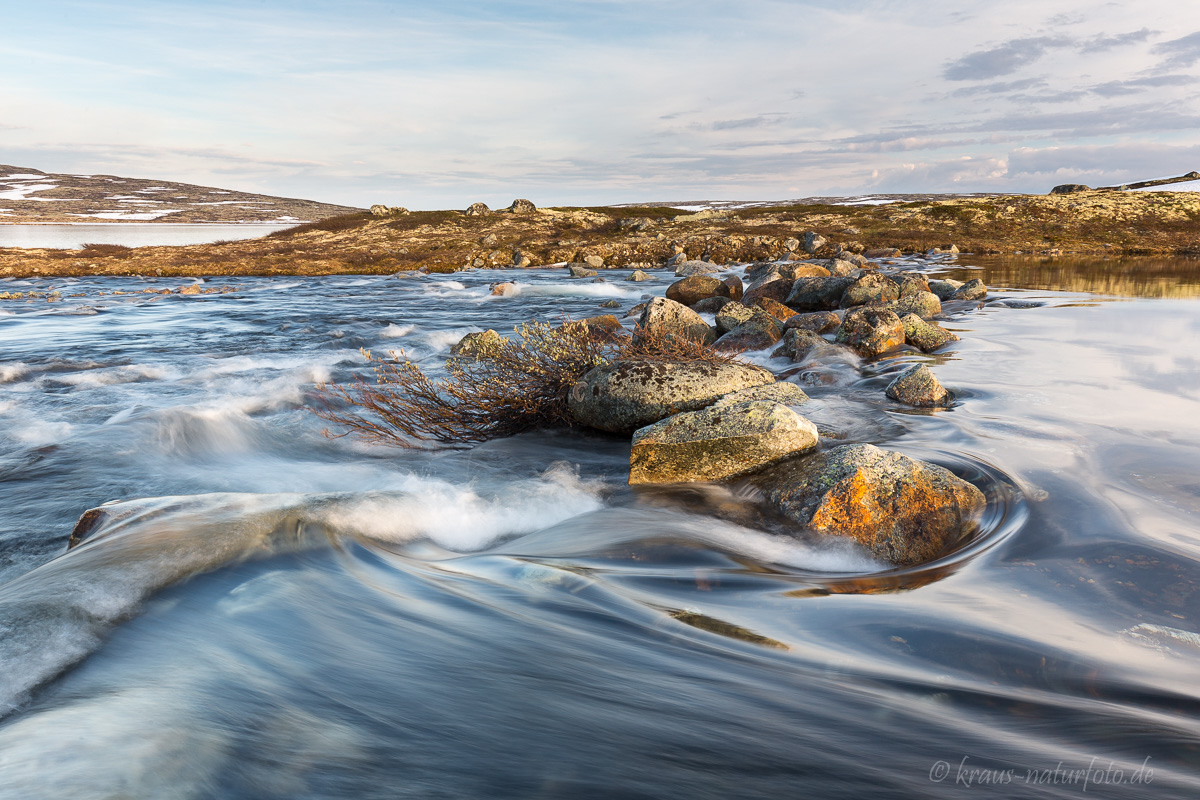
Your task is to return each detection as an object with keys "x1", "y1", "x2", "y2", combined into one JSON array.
[
  {"x1": 630, "y1": 401, "x2": 819, "y2": 484},
  {"x1": 756, "y1": 443, "x2": 986, "y2": 566},
  {"x1": 568, "y1": 359, "x2": 775, "y2": 434}
]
